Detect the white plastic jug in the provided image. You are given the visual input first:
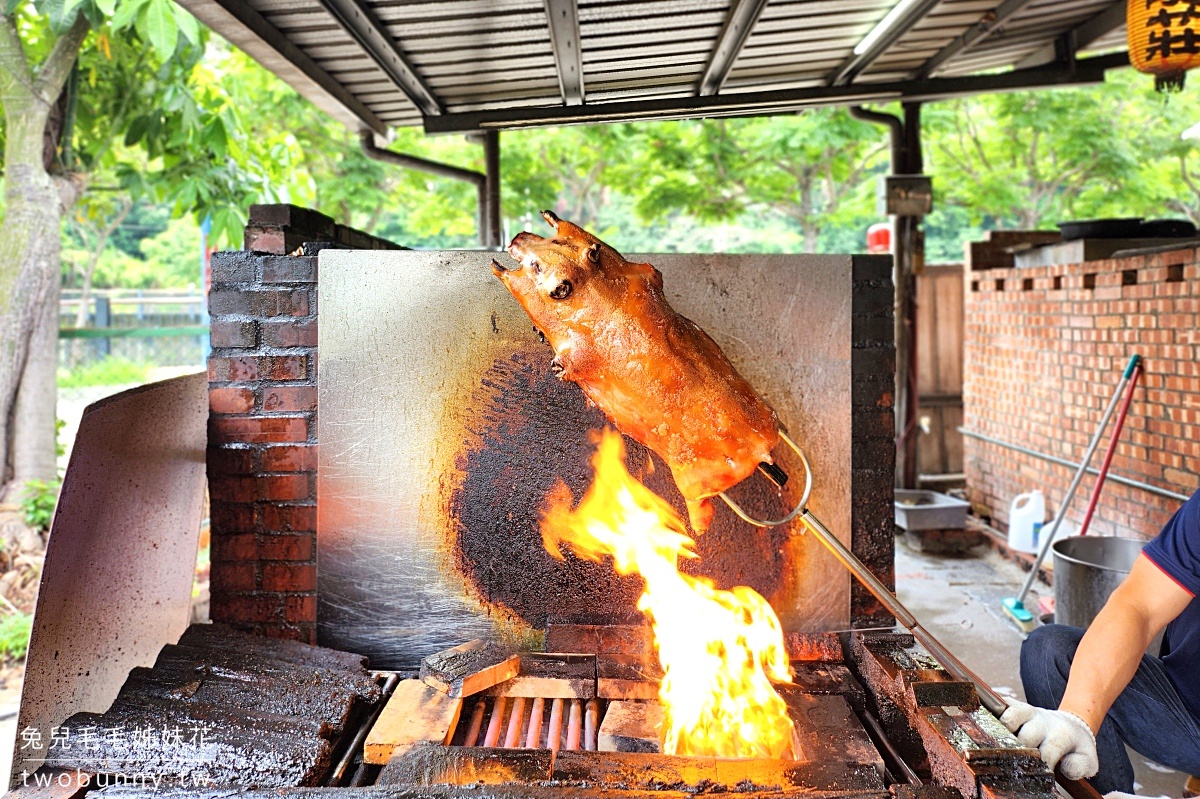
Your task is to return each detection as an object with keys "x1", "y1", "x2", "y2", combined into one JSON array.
[{"x1": 1009, "y1": 491, "x2": 1046, "y2": 554}]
